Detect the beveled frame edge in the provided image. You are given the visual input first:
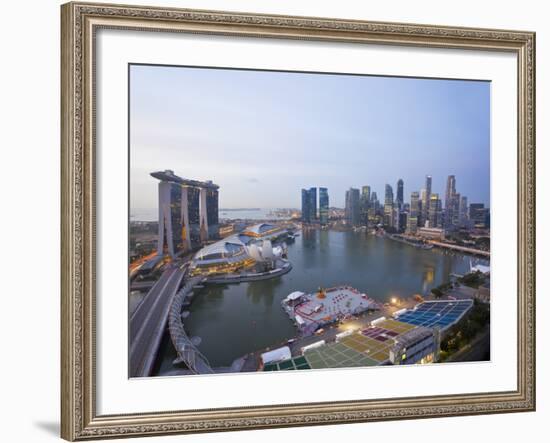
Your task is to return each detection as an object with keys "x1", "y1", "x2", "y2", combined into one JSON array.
[{"x1": 60, "y1": 1, "x2": 536, "y2": 441}]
